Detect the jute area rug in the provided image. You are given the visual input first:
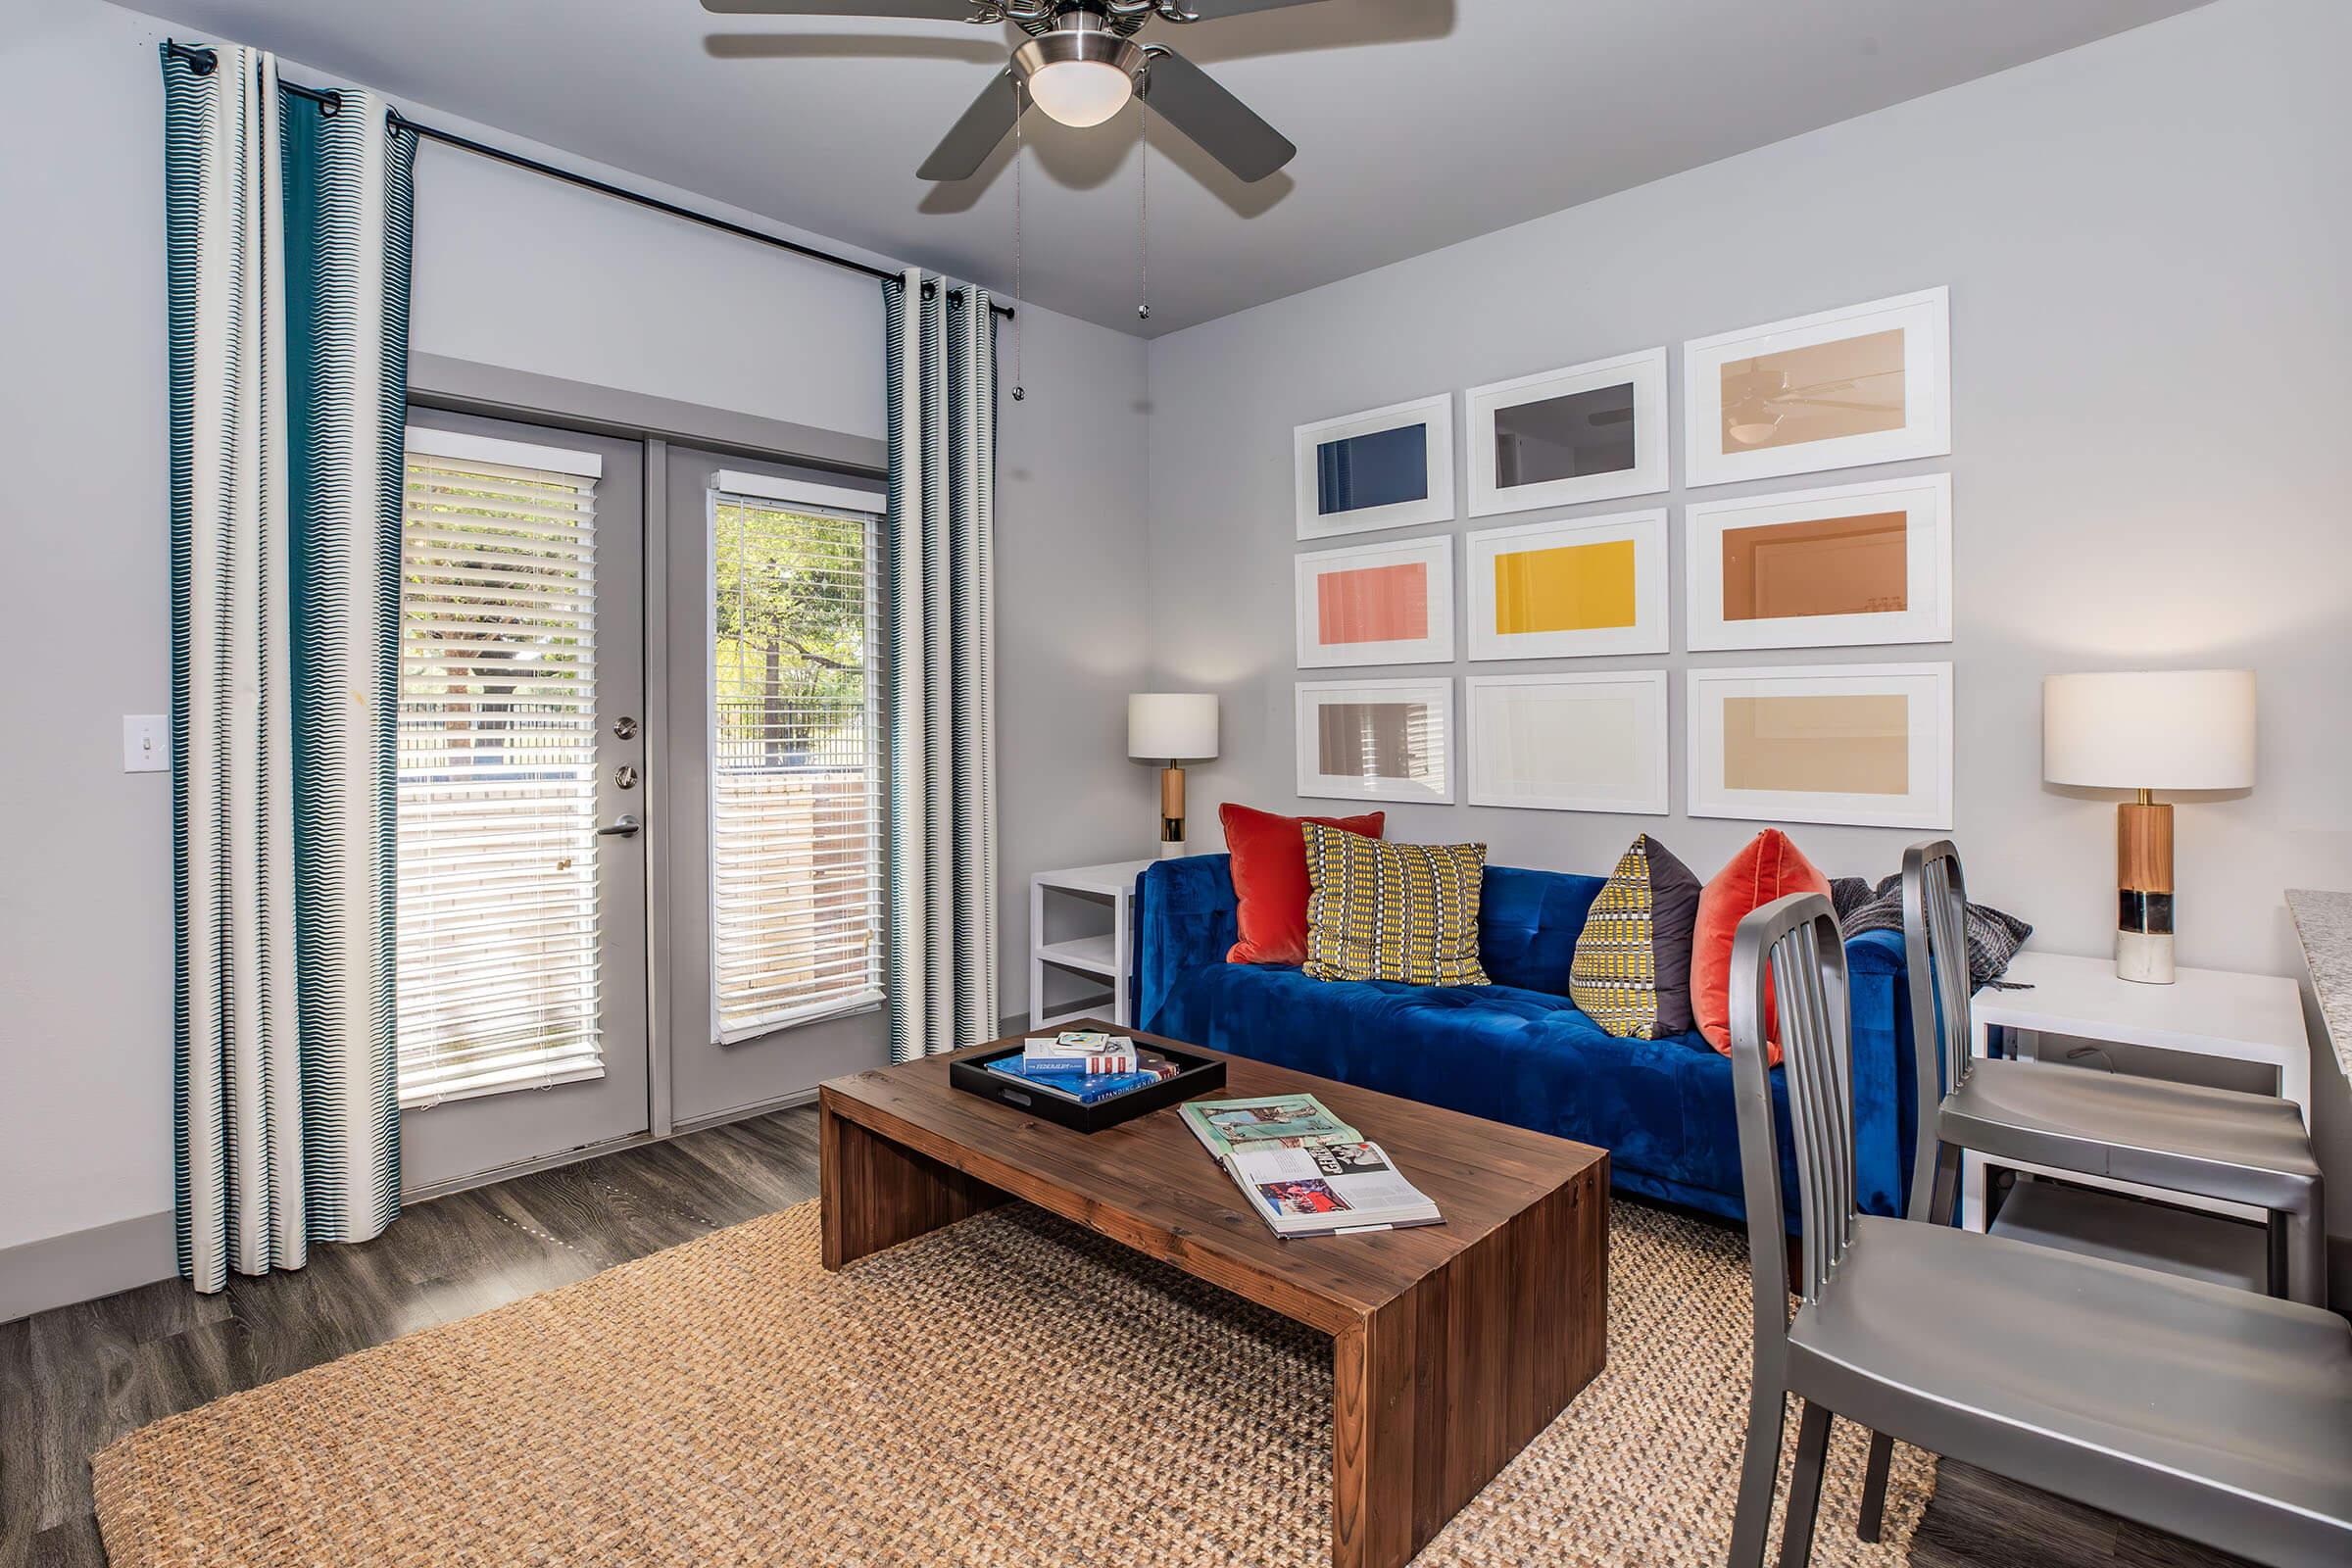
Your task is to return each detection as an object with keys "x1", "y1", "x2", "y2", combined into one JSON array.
[{"x1": 95, "y1": 1199, "x2": 1932, "y2": 1566}]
